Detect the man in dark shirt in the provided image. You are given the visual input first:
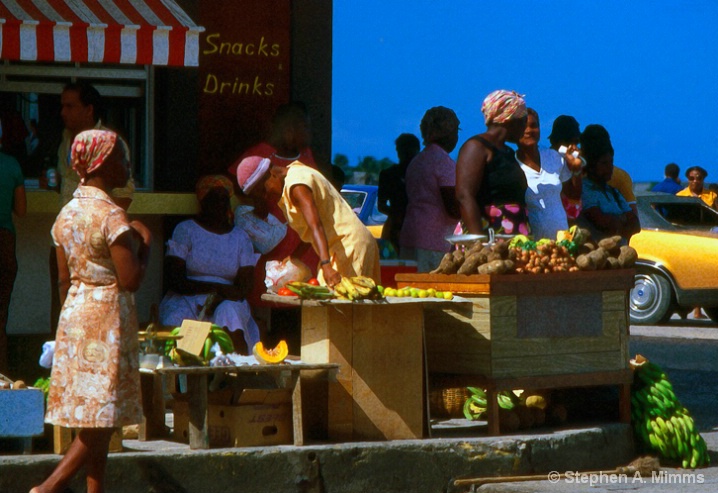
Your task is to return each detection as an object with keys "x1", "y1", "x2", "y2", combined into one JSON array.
[{"x1": 377, "y1": 133, "x2": 420, "y2": 253}]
